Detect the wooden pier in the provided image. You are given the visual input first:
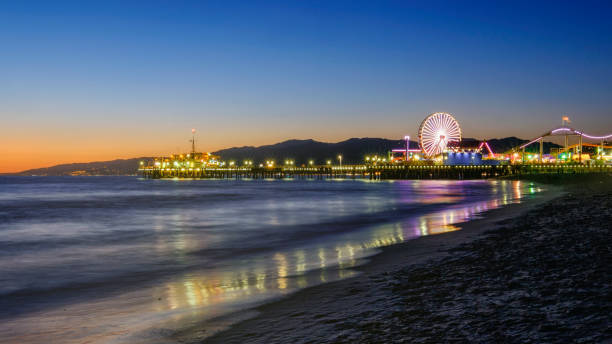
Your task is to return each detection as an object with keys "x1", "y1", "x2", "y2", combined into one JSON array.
[{"x1": 139, "y1": 164, "x2": 612, "y2": 180}]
